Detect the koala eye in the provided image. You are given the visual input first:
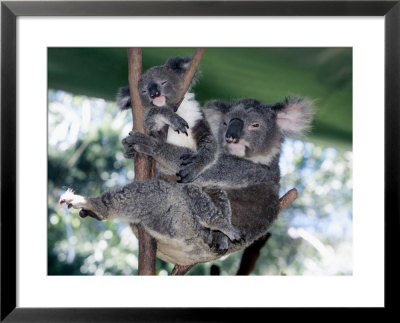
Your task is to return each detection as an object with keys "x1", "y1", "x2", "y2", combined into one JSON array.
[
  {"x1": 223, "y1": 122, "x2": 227, "y2": 127},
  {"x1": 161, "y1": 80, "x2": 168, "y2": 86},
  {"x1": 141, "y1": 90, "x2": 147, "y2": 94},
  {"x1": 249, "y1": 123, "x2": 260, "y2": 130}
]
